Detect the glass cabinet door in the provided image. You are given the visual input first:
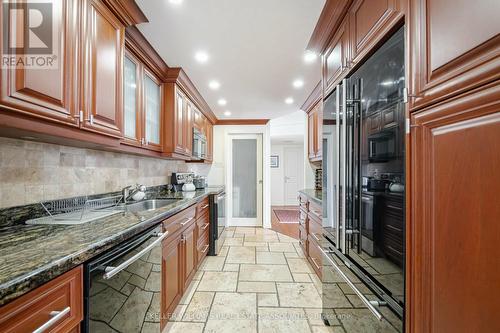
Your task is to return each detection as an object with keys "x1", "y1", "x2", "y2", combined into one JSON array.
[
  {"x1": 144, "y1": 73, "x2": 161, "y2": 146},
  {"x1": 123, "y1": 55, "x2": 138, "y2": 141}
]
